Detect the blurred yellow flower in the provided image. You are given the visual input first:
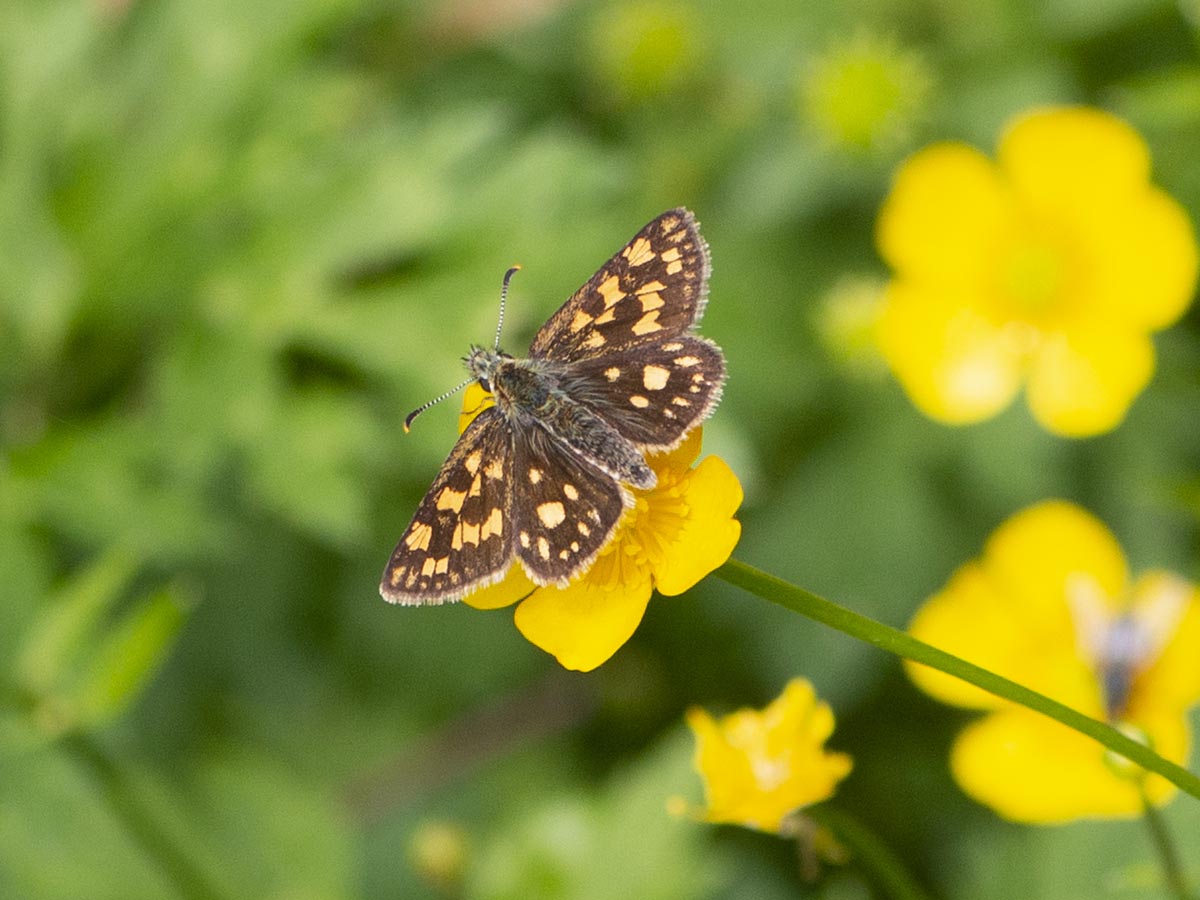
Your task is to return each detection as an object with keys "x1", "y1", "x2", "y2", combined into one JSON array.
[
  {"x1": 877, "y1": 106, "x2": 1198, "y2": 436},
  {"x1": 407, "y1": 819, "x2": 469, "y2": 893},
  {"x1": 684, "y1": 679, "x2": 853, "y2": 834},
  {"x1": 801, "y1": 33, "x2": 932, "y2": 153},
  {"x1": 458, "y1": 384, "x2": 743, "y2": 672},
  {"x1": 815, "y1": 275, "x2": 888, "y2": 378},
  {"x1": 906, "y1": 500, "x2": 1200, "y2": 823},
  {"x1": 588, "y1": 0, "x2": 703, "y2": 105}
]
